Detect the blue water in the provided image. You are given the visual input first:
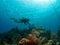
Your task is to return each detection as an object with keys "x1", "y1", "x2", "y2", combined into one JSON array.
[{"x1": 0, "y1": 0, "x2": 60, "y2": 33}]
